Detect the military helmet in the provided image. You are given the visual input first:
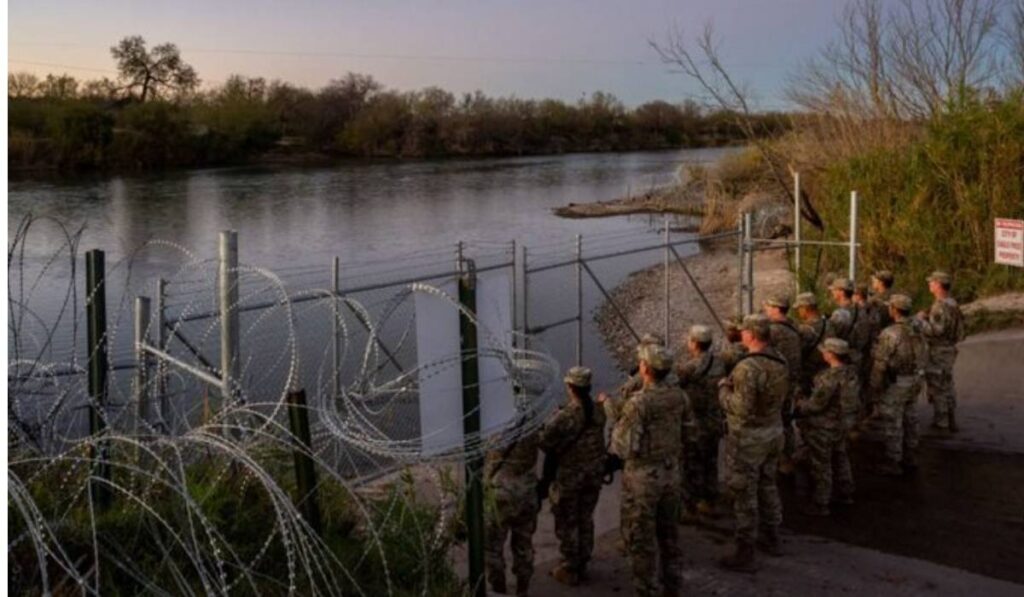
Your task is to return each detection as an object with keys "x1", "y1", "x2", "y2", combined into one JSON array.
[
  {"x1": 872, "y1": 270, "x2": 894, "y2": 286},
  {"x1": 740, "y1": 314, "x2": 771, "y2": 339},
  {"x1": 563, "y1": 366, "x2": 592, "y2": 388},
  {"x1": 927, "y1": 271, "x2": 951, "y2": 285},
  {"x1": 794, "y1": 292, "x2": 818, "y2": 309},
  {"x1": 639, "y1": 332, "x2": 664, "y2": 347},
  {"x1": 688, "y1": 324, "x2": 712, "y2": 344},
  {"x1": 763, "y1": 293, "x2": 791, "y2": 310},
  {"x1": 829, "y1": 277, "x2": 854, "y2": 292},
  {"x1": 888, "y1": 293, "x2": 913, "y2": 313},
  {"x1": 638, "y1": 343, "x2": 675, "y2": 372},
  {"x1": 819, "y1": 337, "x2": 850, "y2": 356}
]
